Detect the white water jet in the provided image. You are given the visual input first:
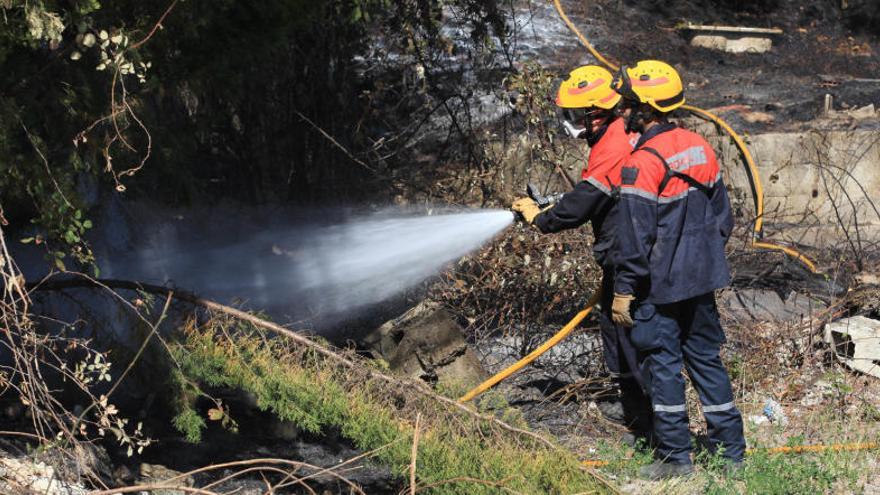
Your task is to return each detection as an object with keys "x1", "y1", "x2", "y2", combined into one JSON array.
[
  {"x1": 102, "y1": 208, "x2": 513, "y2": 324},
  {"x1": 294, "y1": 209, "x2": 514, "y2": 315}
]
